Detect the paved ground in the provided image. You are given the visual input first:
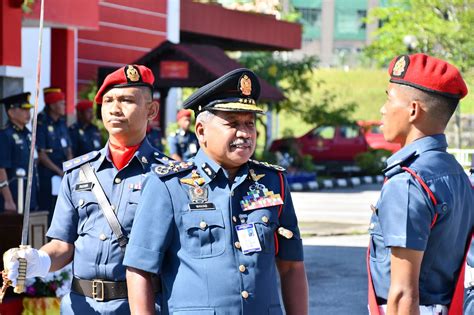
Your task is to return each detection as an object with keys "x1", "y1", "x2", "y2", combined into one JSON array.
[{"x1": 290, "y1": 185, "x2": 382, "y2": 315}]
